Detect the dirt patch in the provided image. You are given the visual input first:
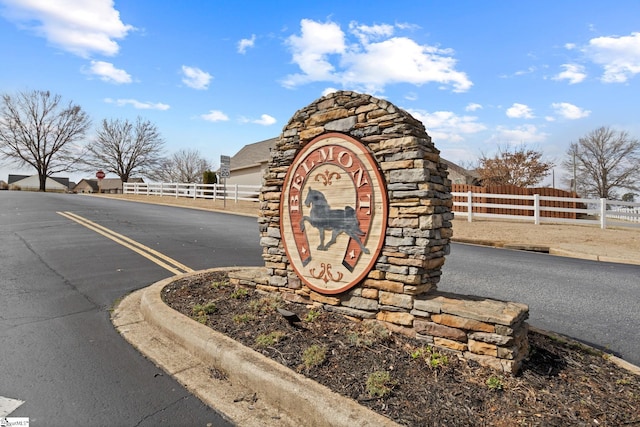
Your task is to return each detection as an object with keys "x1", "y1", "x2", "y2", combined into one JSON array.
[{"x1": 163, "y1": 271, "x2": 640, "y2": 427}]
